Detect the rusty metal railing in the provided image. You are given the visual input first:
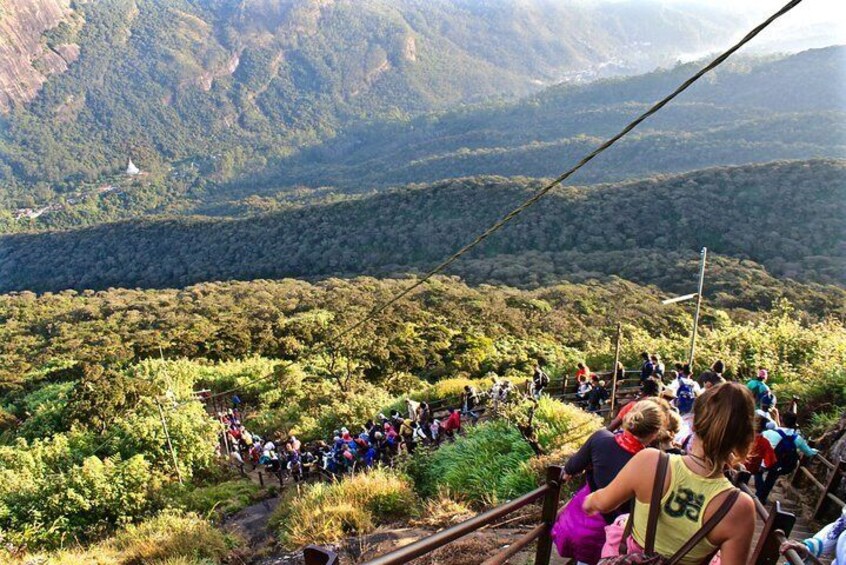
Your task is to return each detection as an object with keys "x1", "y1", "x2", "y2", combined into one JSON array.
[{"x1": 305, "y1": 465, "x2": 563, "y2": 565}]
